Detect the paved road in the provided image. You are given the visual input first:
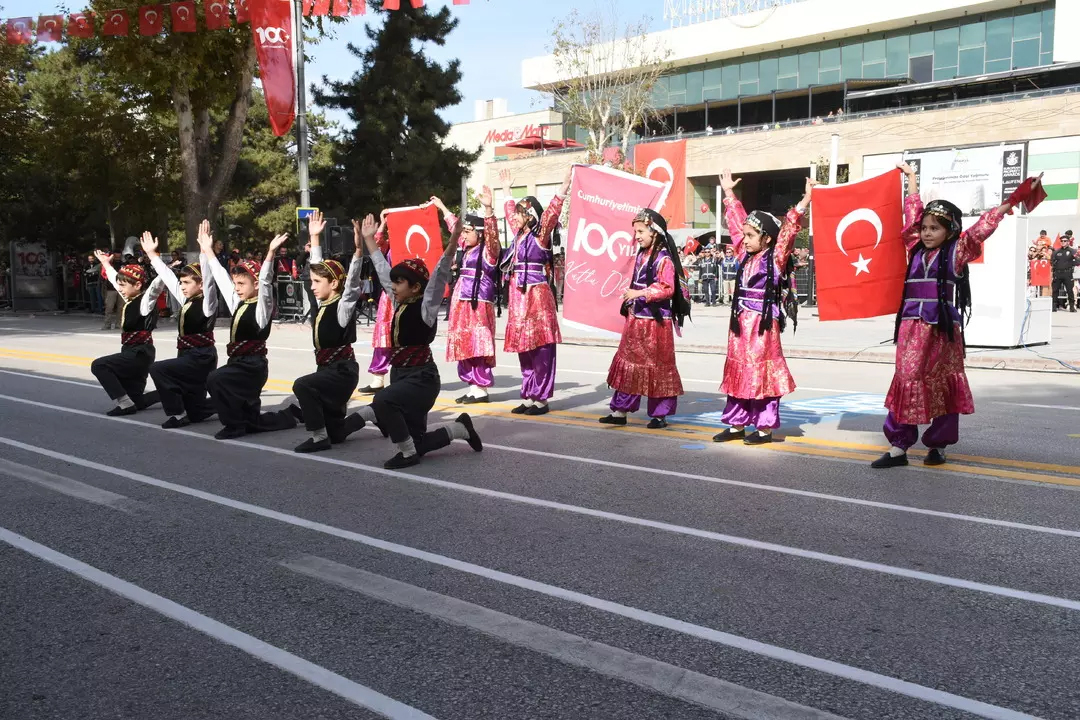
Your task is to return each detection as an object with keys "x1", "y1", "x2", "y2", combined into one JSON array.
[{"x1": 2, "y1": 314, "x2": 1079, "y2": 720}]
